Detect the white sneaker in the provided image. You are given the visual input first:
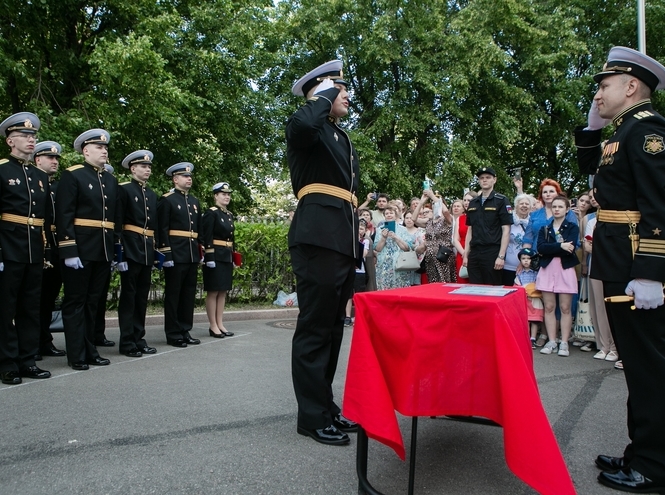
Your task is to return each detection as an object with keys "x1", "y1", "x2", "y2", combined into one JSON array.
[
  {"x1": 540, "y1": 341, "x2": 558, "y2": 355},
  {"x1": 604, "y1": 350, "x2": 619, "y2": 362},
  {"x1": 557, "y1": 342, "x2": 570, "y2": 357},
  {"x1": 593, "y1": 350, "x2": 607, "y2": 360}
]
